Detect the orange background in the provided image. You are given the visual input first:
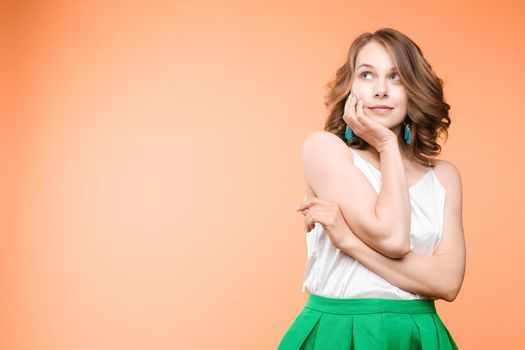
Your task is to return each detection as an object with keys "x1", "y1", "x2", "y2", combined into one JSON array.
[{"x1": 1, "y1": 1, "x2": 524, "y2": 349}]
